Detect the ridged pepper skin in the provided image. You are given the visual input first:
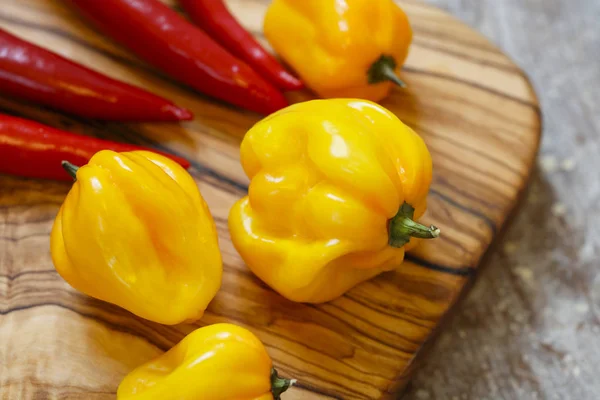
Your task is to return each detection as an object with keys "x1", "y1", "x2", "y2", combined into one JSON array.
[
  {"x1": 229, "y1": 99, "x2": 438, "y2": 303},
  {"x1": 264, "y1": 0, "x2": 412, "y2": 102},
  {"x1": 50, "y1": 150, "x2": 222, "y2": 325},
  {"x1": 117, "y1": 323, "x2": 294, "y2": 400}
]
